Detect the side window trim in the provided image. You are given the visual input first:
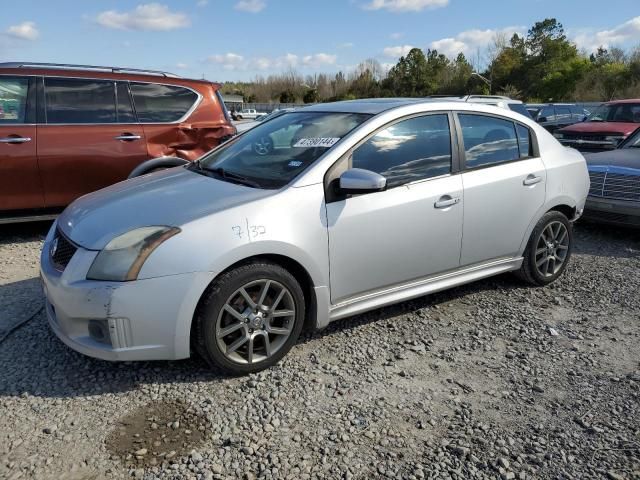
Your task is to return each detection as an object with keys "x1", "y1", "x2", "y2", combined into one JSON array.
[
  {"x1": 453, "y1": 111, "x2": 540, "y2": 172},
  {"x1": 324, "y1": 110, "x2": 458, "y2": 203}
]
